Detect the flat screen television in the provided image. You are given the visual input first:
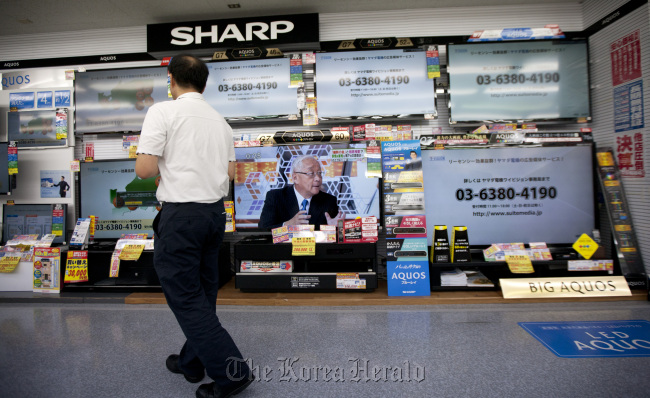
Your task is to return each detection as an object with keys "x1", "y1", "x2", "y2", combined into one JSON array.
[
  {"x1": 447, "y1": 40, "x2": 591, "y2": 124},
  {"x1": 79, "y1": 159, "x2": 160, "y2": 240},
  {"x1": 421, "y1": 145, "x2": 595, "y2": 245},
  {"x1": 314, "y1": 49, "x2": 436, "y2": 119},
  {"x1": 203, "y1": 57, "x2": 299, "y2": 120},
  {"x1": 233, "y1": 143, "x2": 381, "y2": 230},
  {"x1": 75, "y1": 66, "x2": 170, "y2": 133},
  {"x1": 7, "y1": 110, "x2": 68, "y2": 148},
  {"x1": 2, "y1": 203, "x2": 68, "y2": 245}
]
